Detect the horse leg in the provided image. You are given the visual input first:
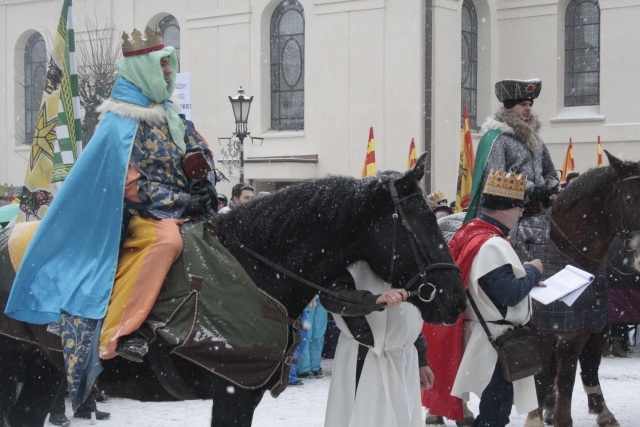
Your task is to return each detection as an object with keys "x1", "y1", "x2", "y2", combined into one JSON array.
[
  {"x1": 579, "y1": 329, "x2": 620, "y2": 427},
  {"x1": 525, "y1": 332, "x2": 555, "y2": 427},
  {"x1": 10, "y1": 349, "x2": 63, "y2": 427},
  {"x1": 210, "y1": 380, "x2": 265, "y2": 427},
  {"x1": 553, "y1": 332, "x2": 590, "y2": 427}
]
